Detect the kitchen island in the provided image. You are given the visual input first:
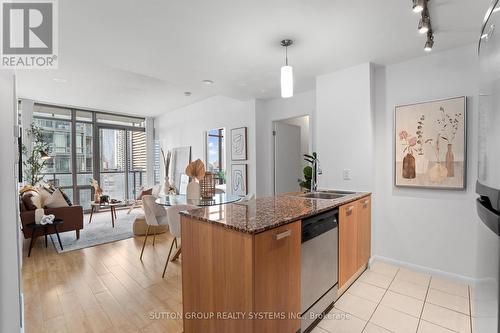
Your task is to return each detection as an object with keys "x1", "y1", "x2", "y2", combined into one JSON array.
[{"x1": 179, "y1": 191, "x2": 371, "y2": 333}]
